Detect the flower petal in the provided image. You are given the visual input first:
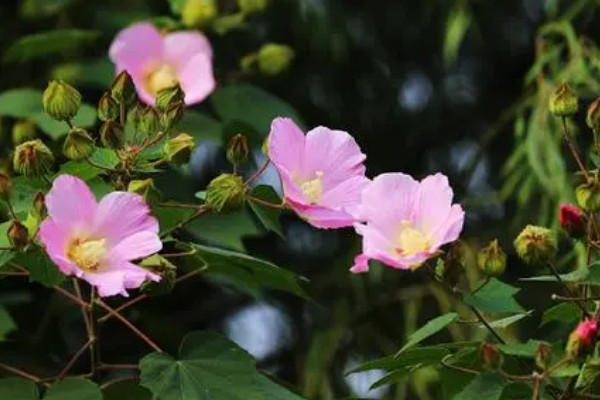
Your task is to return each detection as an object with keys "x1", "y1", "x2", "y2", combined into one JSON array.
[
  {"x1": 431, "y1": 204, "x2": 465, "y2": 247},
  {"x1": 39, "y1": 219, "x2": 79, "y2": 276},
  {"x1": 45, "y1": 174, "x2": 97, "y2": 230},
  {"x1": 414, "y1": 173, "x2": 454, "y2": 234},
  {"x1": 83, "y1": 270, "x2": 129, "y2": 297},
  {"x1": 178, "y1": 53, "x2": 216, "y2": 105},
  {"x1": 350, "y1": 254, "x2": 370, "y2": 274},
  {"x1": 287, "y1": 199, "x2": 355, "y2": 228},
  {"x1": 319, "y1": 175, "x2": 370, "y2": 216},
  {"x1": 163, "y1": 31, "x2": 213, "y2": 67},
  {"x1": 268, "y1": 117, "x2": 305, "y2": 177},
  {"x1": 109, "y1": 231, "x2": 162, "y2": 262},
  {"x1": 109, "y1": 22, "x2": 163, "y2": 76}
]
